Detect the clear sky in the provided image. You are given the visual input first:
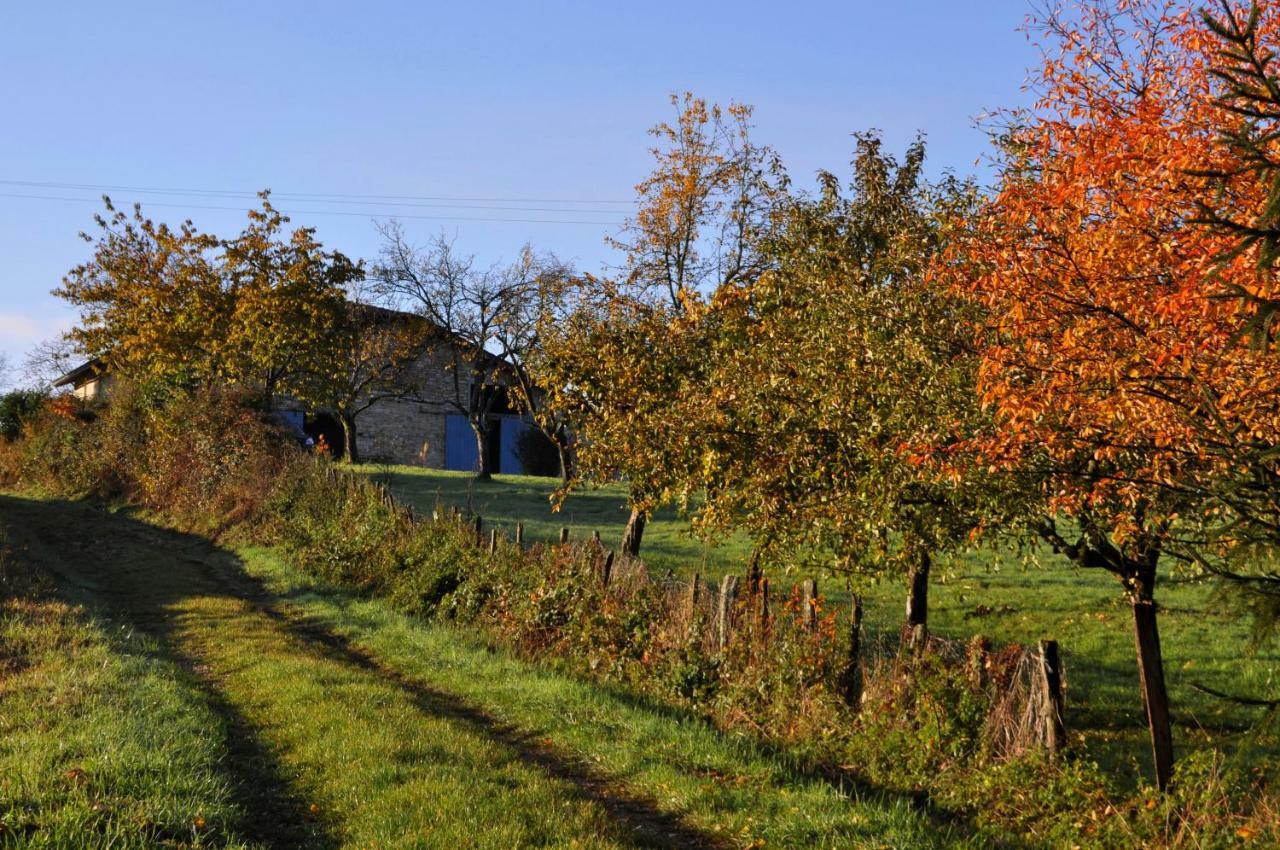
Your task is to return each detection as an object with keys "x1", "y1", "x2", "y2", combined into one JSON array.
[{"x1": 0, "y1": 0, "x2": 1038, "y2": 385}]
